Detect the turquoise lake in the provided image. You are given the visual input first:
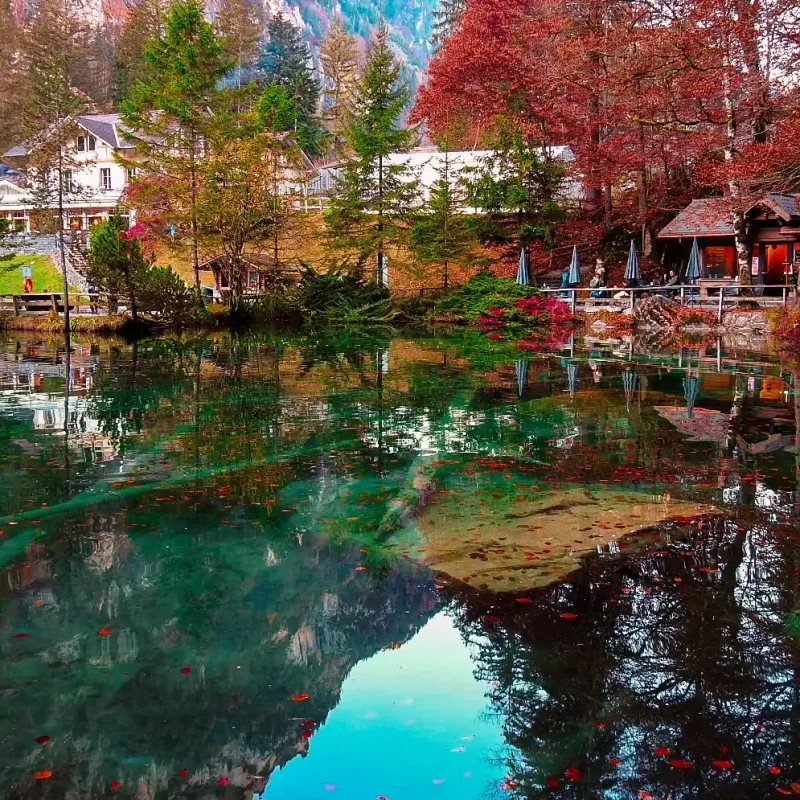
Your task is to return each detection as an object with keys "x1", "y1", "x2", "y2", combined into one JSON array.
[{"x1": 0, "y1": 330, "x2": 798, "y2": 799}]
